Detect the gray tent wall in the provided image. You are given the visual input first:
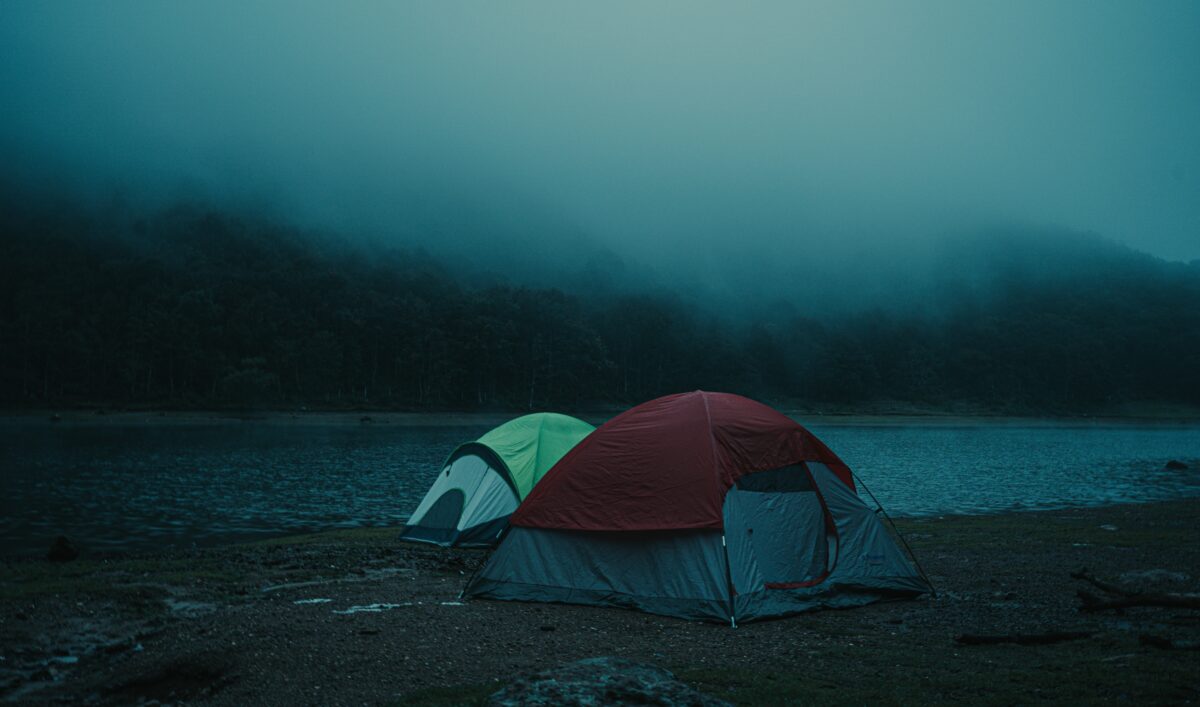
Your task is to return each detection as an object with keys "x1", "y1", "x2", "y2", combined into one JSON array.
[
  {"x1": 465, "y1": 462, "x2": 929, "y2": 623},
  {"x1": 465, "y1": 528, "x2": 731, "y2": 622}
]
